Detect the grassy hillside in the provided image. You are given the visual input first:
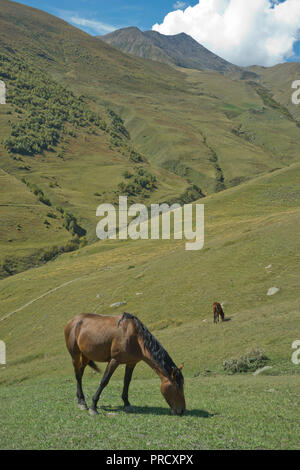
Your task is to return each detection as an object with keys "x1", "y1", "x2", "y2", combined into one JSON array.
[
  {"x1": 0, "y1": 1, "x2": 299, "y2": 449},
  {"x1": 0, "y1": 11, "x2": 190, "y2": 274},
  {"x1": 1, "y1": 163, "x2": 300, "y2": 378},
  {"x1": 249, "y1": 62, "x2": 300, "y2": 121},
  {"x1": 1, "y1": 0, "x2": 300, "y2": 278},
  {"x1": 0, "y1": 162, "x2": 299, "y2": 449}
]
